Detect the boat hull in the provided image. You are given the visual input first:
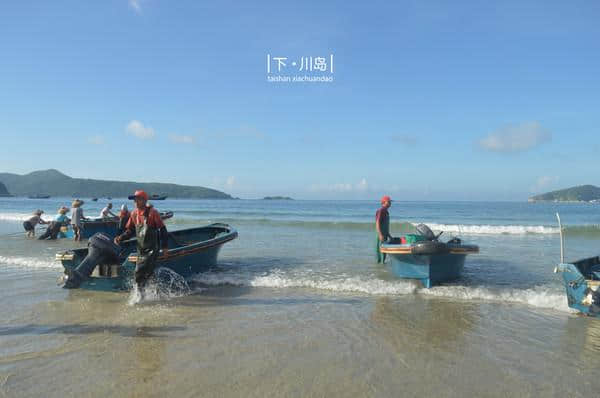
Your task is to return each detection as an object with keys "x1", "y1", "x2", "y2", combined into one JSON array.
[
  {"x1": 56, "y1": 223, "x2": 237, "y2": 292},
  {"x1": 61, "y1": 219, "x2": 119, "y2": 239},
  {"x1": 555, "y1": 256, "x2": 600, "y2": 316},
  {"x1": 380, "y1": 242, "x2": 477, "y2": 288},
  {"x1": 387, "y1": 253, "x2": 466, "y2": 288}
]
